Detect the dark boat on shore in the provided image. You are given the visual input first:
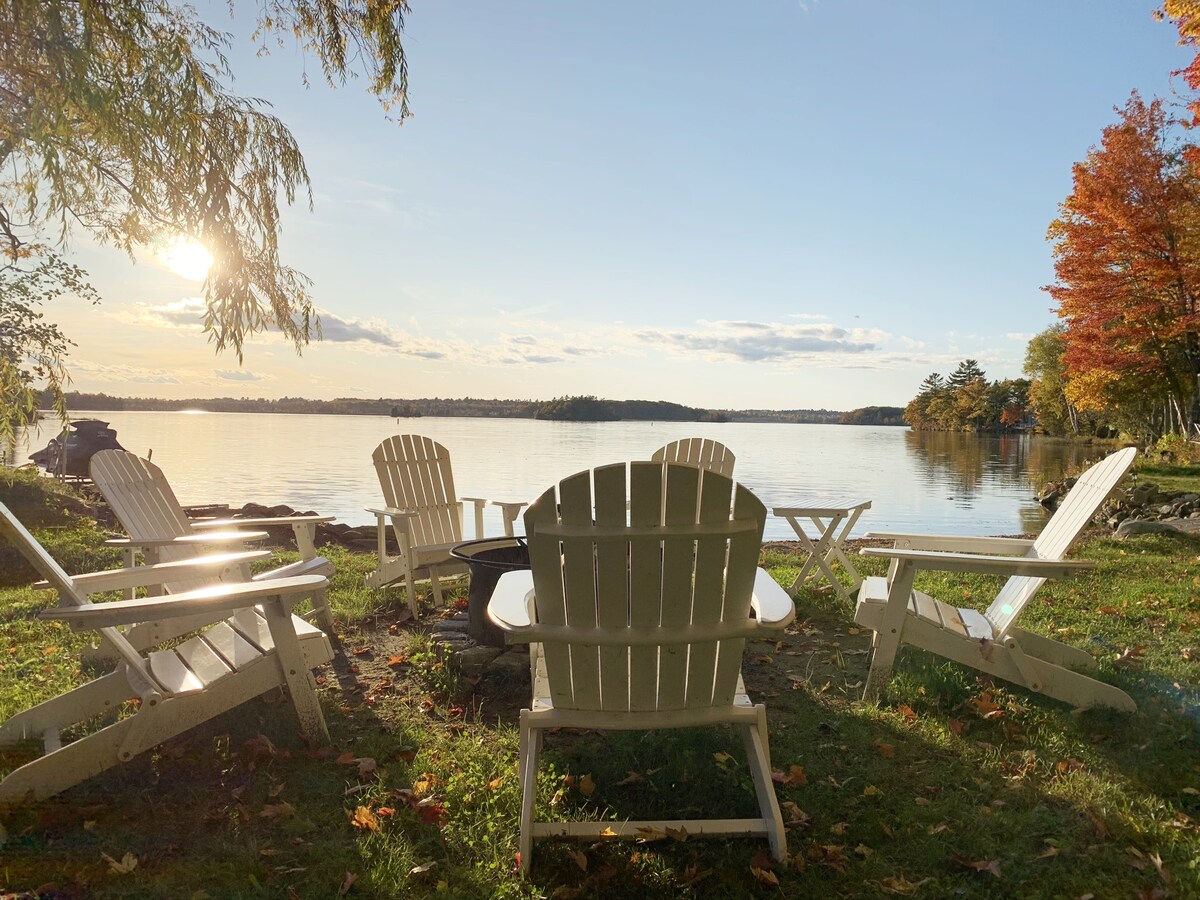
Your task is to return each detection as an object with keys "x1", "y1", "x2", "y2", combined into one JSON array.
[{"x1": 29, "y1": 419, "x2": 125, "y2": 479}]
